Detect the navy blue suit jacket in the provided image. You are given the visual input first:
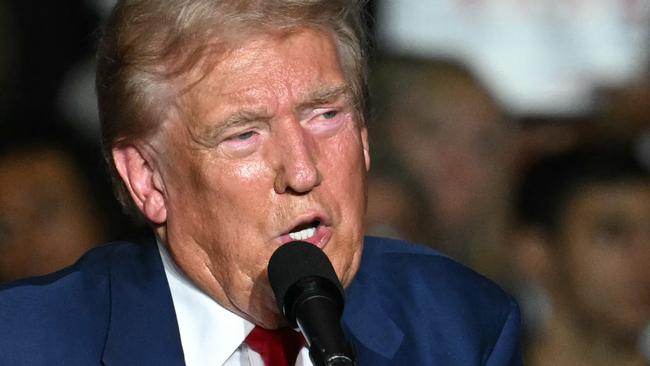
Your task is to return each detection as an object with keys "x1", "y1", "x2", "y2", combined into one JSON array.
[{"x1": 0, "y1": 236, "x2": 522, "y2": 365}]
